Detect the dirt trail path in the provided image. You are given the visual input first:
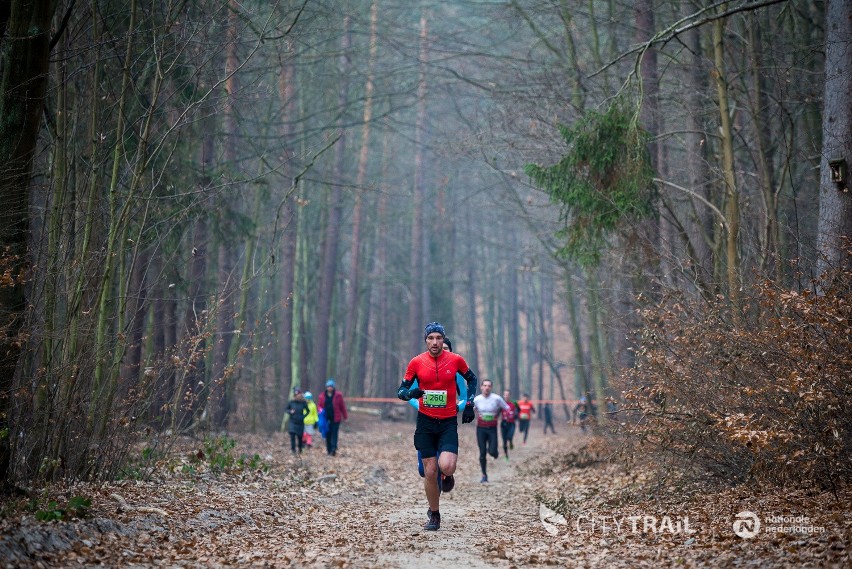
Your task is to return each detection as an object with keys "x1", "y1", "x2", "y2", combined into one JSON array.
[
  {"x1": 372, "y1": 421, "x2": 554, "y2": 569},
  {"x1": 278, "y1": 414, "x2": 568, "y2": 568},
  {"x1": 1, "y1": 413, "x2": 848, "y2": 567}
]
